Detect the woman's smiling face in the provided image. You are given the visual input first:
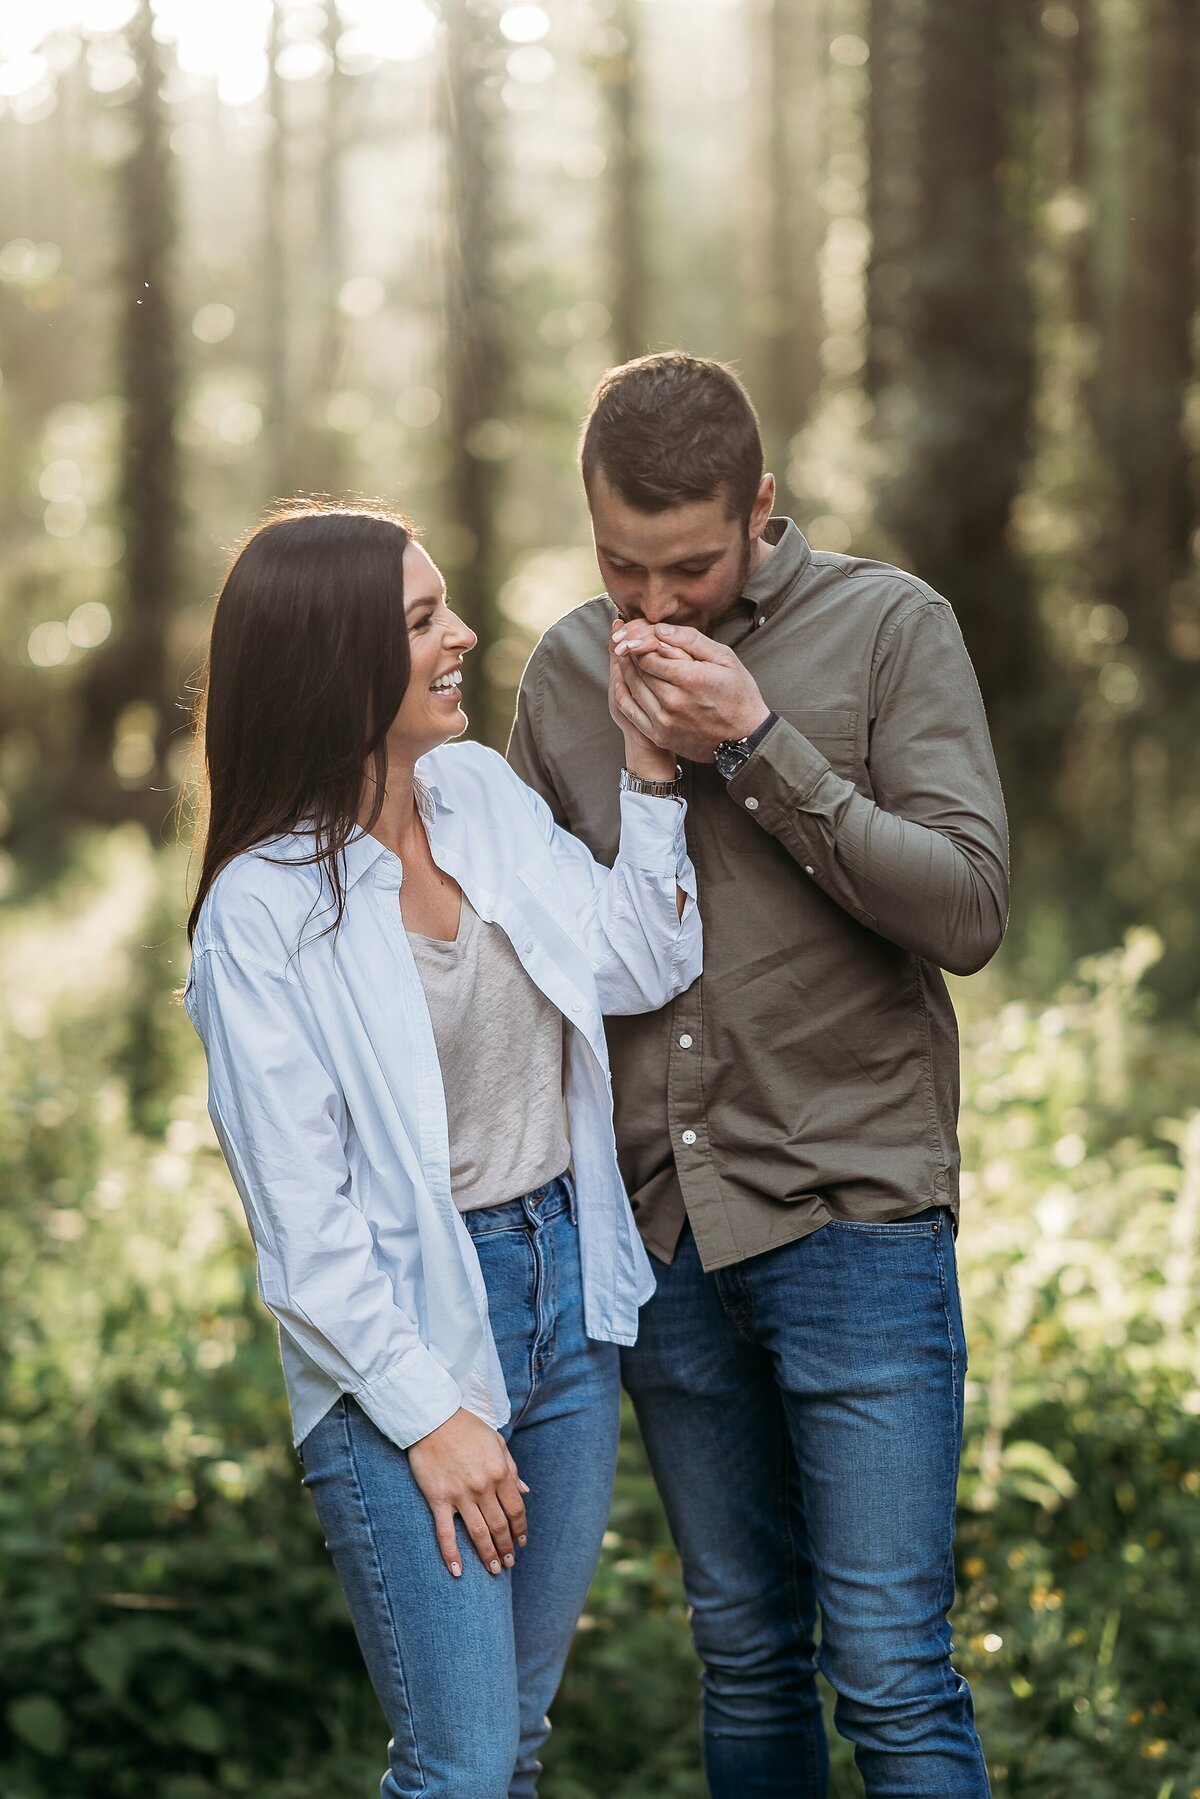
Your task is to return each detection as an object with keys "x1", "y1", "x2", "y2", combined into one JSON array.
[{"x1": 385, "y1": 541, "x2": 478, "y2": 762}]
